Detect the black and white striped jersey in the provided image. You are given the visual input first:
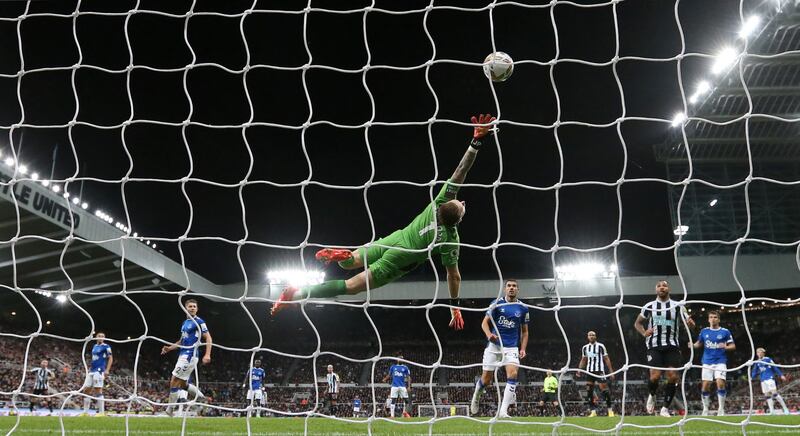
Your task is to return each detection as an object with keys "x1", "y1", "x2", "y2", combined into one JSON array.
[
  {"x1": 326, "y1": 372, "x2": 340, "y2": 394},
  {"x1": 640, "y1": 298, "x2": 686, "y2": 349},
  {"x1": 581, "y1": 342, "x2": 608, "y2": 373},
  {"x1": 30, "y1": 367, "x2": 55, "y2": 391}
]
